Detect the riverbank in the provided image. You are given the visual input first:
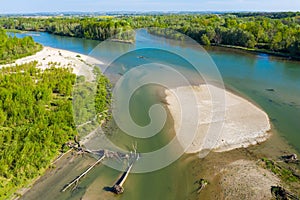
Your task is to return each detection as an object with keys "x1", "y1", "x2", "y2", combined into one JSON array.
[
  {"x1": 204, "y1": 44, "x2": 300, "y2": 62},
  {"x1": 165, "y1": 84, "x2": 271, "y2": 154},
  {"x1": 145, "y1": 30, "x2": 300, "y2": 61},
  {"x1": 1, "y1": 46, "x2": 103, "y2": 81}
]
